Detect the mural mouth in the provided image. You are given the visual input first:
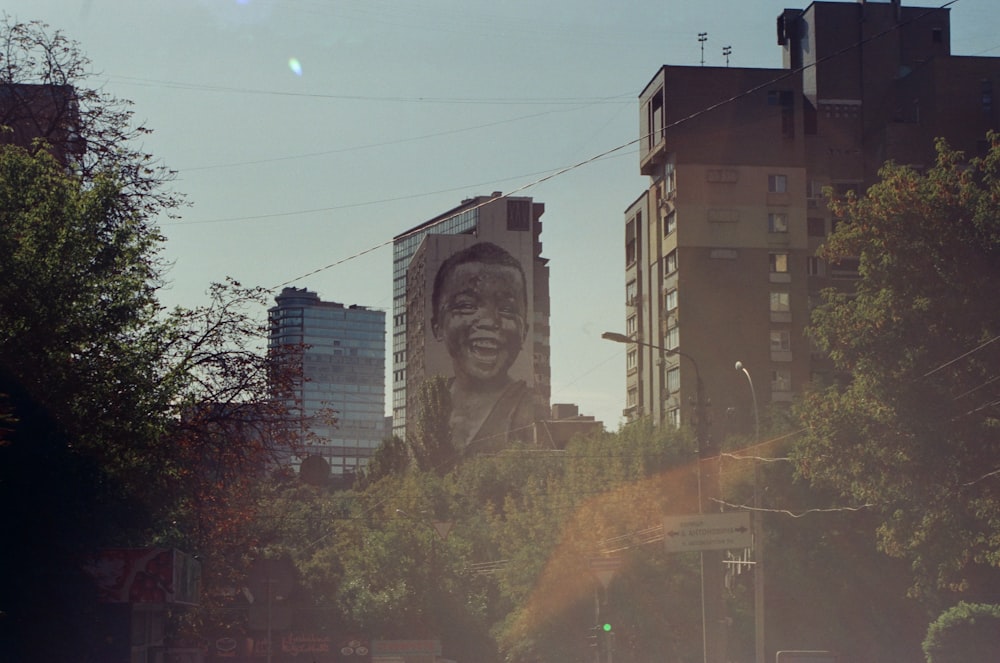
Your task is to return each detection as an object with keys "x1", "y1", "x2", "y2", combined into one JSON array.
[{"x1": 470, "y1": 339, "x2": 500, "y2": 360}]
